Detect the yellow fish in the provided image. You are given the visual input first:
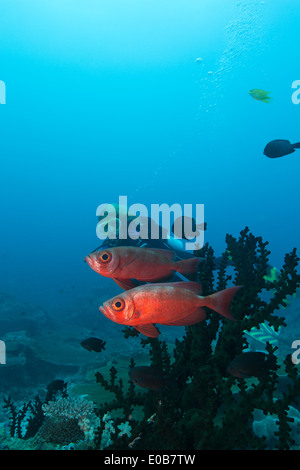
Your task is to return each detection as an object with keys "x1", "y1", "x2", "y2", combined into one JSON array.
[{"x1": 249, "y1": 89, "x2": 271, "y2": 103}]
